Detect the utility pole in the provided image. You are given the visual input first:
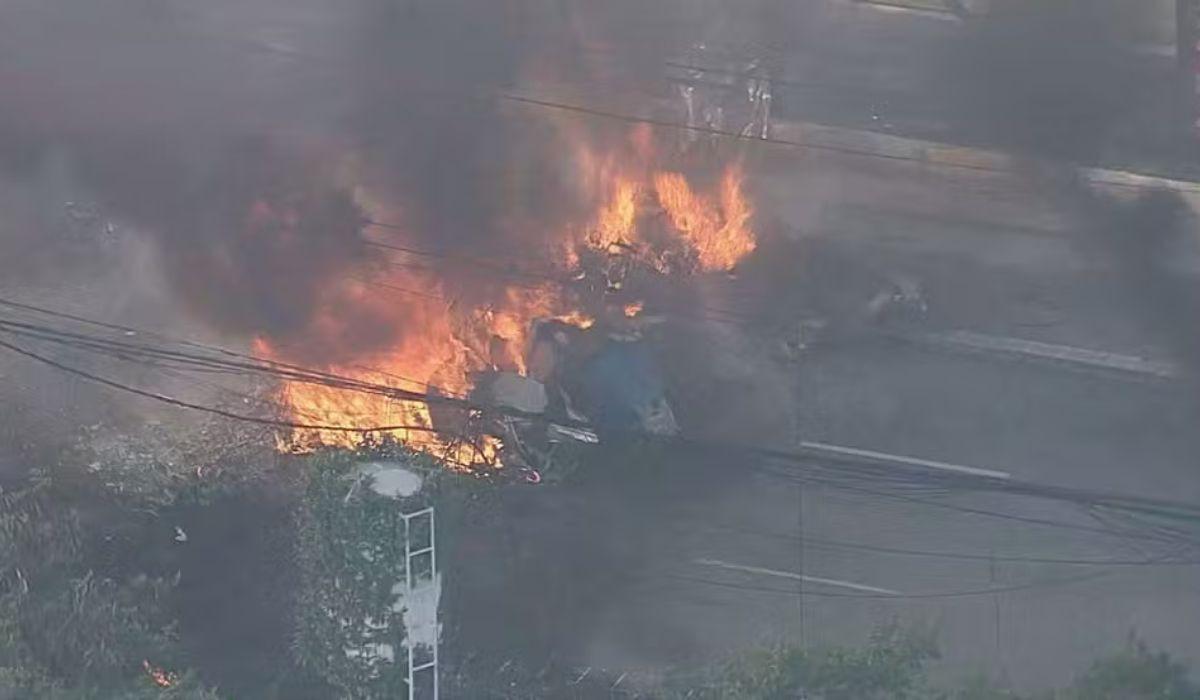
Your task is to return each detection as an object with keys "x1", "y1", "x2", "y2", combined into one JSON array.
[
  {"x1": 796, "y1": 481, "x2": 806, "y2": 647},
  {"x1": 989, "y1": 549, "x2": 1001, "y2": 659}
]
